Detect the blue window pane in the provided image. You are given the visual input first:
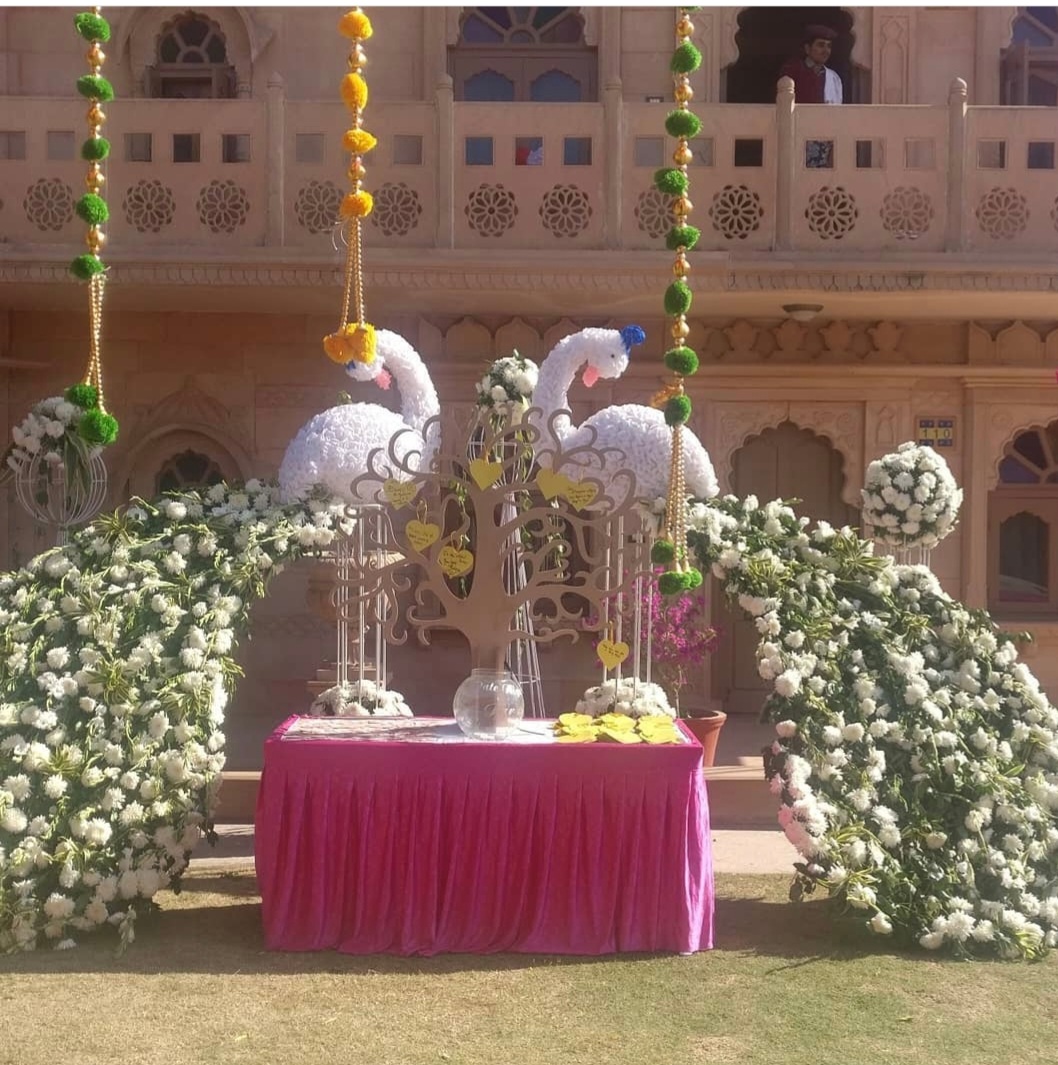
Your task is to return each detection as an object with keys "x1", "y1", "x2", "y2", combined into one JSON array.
[
  {"x1": 464, "y1": 69, "x2": 516, "y2": 101},
  {"x1": 465, "y1": 137, "x2": 494, "y2": 165},
  {"x1": 1013, "y1": 18, "x2": 1052, "y2": 47},
  {"x1": 530, "y1": 69, "x2": 582, "y2": 103},
  {"x1": 999, "y1": 512, "x2": 1050, "y2": 602},
  {"x1": 478, "y1": 7, "x2": 511, "y2": 29},
  {"x1": 462, "y1": 15, "x2": 503, "y2": 43},
  {"x1": 563, "y1": 136, "x2": 591, "y2": 165},
  {"x1": 540, "y1": 13, "x2": 583, "y2": 44},
  {"x1": 1014, "y1": 429, "x2": 1047, "y2": 469},
  {"x1": 999, "y1": 456, "x2": 1040, "y2": 484}
]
